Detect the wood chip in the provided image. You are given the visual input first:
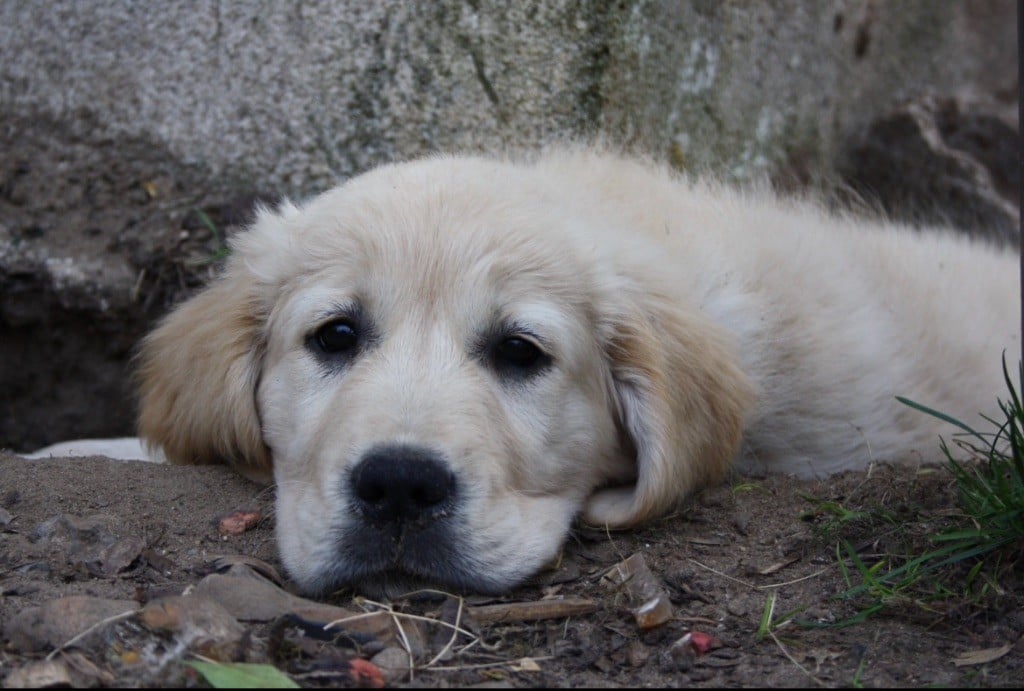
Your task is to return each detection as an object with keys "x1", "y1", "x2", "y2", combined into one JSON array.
[
  {"x1": 601, "y1": 552, "x2": 675, "y2": 629},
  {"x1": 467, "y1": 597, "x2": 598, "y2": 623}
]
